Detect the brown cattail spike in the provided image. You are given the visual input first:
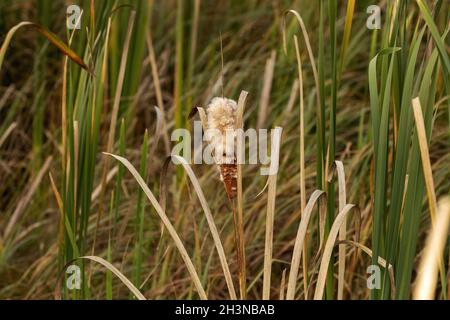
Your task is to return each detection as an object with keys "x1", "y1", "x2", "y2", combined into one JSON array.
[{"x1": 220, "y1": 162, "x2": 237, "y2": 199}]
